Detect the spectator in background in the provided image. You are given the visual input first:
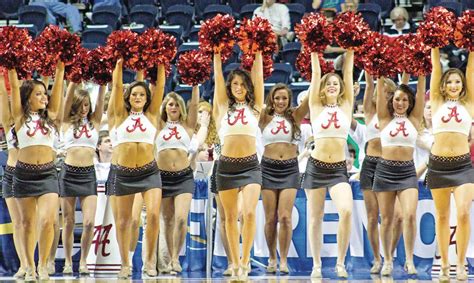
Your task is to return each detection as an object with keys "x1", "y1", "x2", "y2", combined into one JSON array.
[
  {"x1": 30, "y1": 0, "x2": 83, "y2": 34},
  {"x1": 385, "y1": 7, "x2": 416, "y2": 36},
  {"x1": 312, "y1": 0, "x2": 344, "y2": 12},
  {"x1": 341, "y1": 0, "x2": 359, "y2": 12},
  {"x1": 253, "y1": 0, "x2": 294, "y2": 48}
]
